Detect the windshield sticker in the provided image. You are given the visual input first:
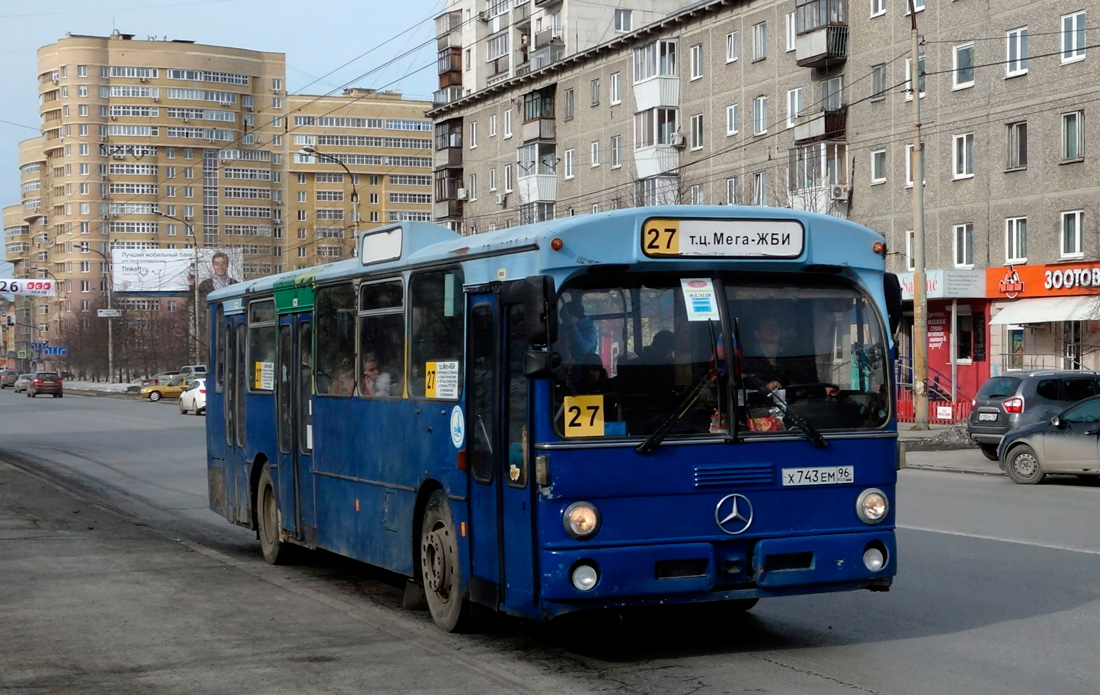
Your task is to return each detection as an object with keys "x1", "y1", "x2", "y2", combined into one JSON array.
[
  {"x1": 425, "y1": 360, "x2": 460, "y2": 399},
  {"x1": 254, "y1": 361, "x2": 275, "y2": 390},
  {"x1": 681, "y1": 278, "x2": 720, "y2": 321},
  {"x1": 450, "y1": 405, "x2": 465, "y2": 448},
  {"x1": 642, "y1": 218, "x2": 804, "y2": 258},
  {"x1": 563, "y1": 395, "x2": 605, "y2": 437}
]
